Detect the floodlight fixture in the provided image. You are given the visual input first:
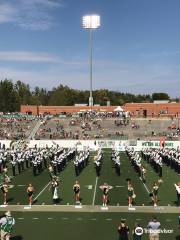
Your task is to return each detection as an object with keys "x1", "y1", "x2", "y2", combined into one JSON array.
[{"x1": 82, "y1": 15, "x2": 101, "y2": 29}]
